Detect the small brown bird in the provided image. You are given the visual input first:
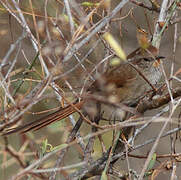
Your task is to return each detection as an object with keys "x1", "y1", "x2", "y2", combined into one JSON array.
[{"x1": 3, "y1": 46, "x2": 164, "y2": 135}]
